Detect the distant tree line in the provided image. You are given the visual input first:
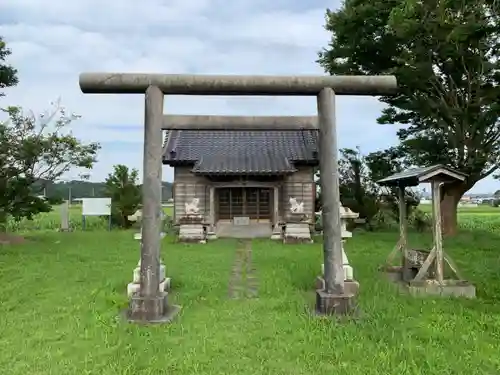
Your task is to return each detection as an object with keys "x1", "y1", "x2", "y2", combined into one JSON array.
[{"x1": 33, "y1": 179, "x2": 173, "y2": 202}]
